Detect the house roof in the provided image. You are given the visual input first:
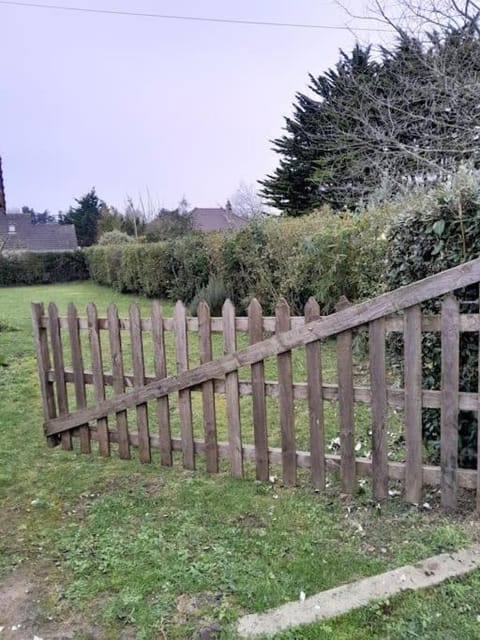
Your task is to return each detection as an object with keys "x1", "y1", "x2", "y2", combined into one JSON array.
[
  {"x1": 0, "y1": 214, "x2": 78, "y2": 252},
  {"x1": 190, "y1": 207, "x2": 247, "y2": 232}
]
